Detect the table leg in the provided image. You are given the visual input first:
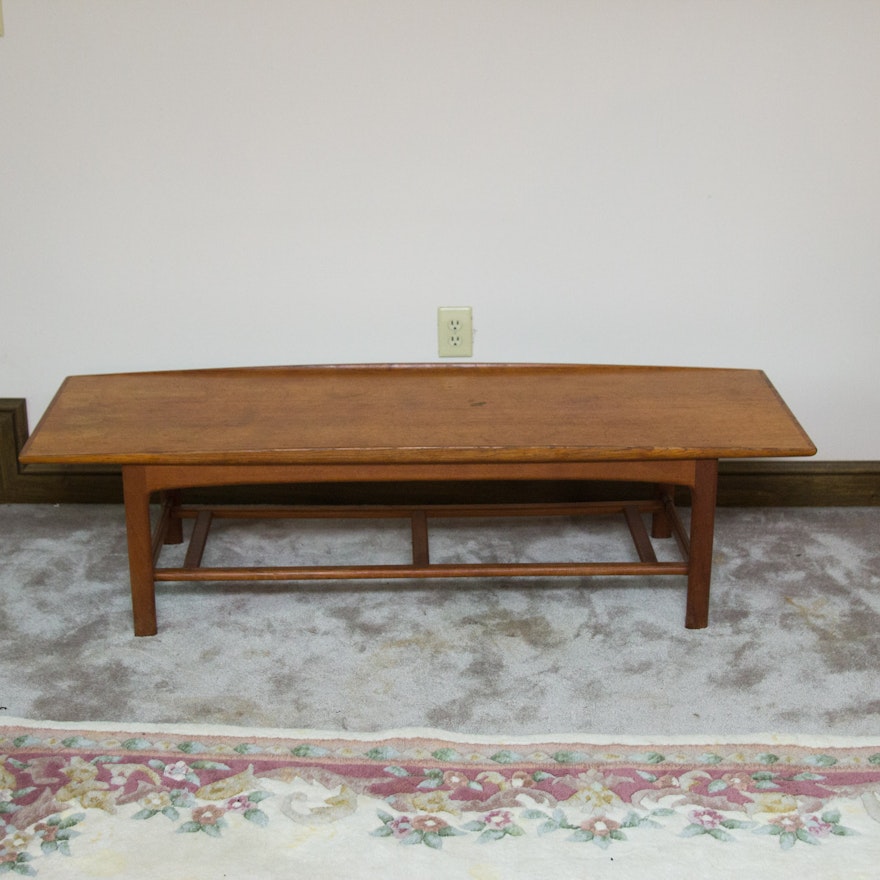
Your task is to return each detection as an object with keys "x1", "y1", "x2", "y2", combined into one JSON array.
[
  {"x1": 685, "y1": 459, "x2": 718, "y2": 629},
  {"x1": 162, "y1": 490, "x2": 183, "y2": 544},
  {"x1": 122, "y1": 465, "x2": 158, "y2": 636},
  {"x1": 651, "y1": 483, "x2": 675, "y2": 538}
]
